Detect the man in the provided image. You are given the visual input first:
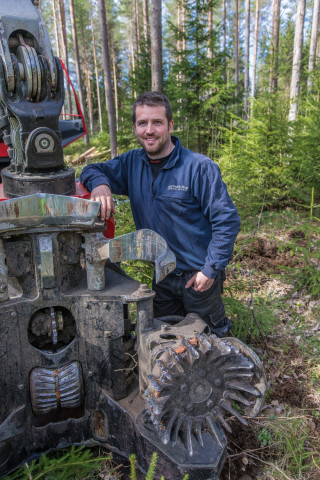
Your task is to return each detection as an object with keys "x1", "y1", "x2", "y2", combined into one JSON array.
[{"x1": 80, "y1": 91, "x2": 240, "y2": 337}]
